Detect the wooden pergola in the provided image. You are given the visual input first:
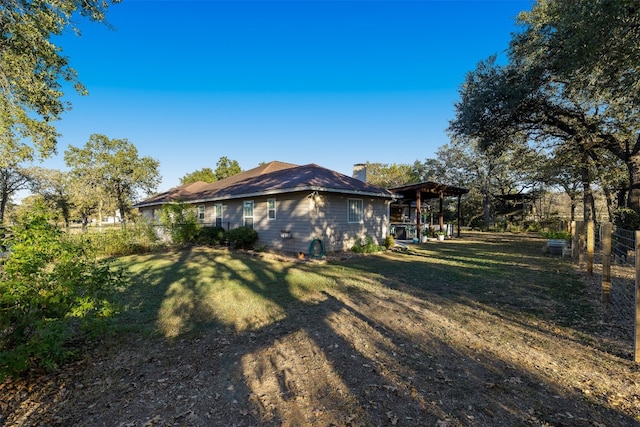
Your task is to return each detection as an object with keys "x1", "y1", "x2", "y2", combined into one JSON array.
[{"x1": 389, "y1": 182, "x2": 469, "y2": 239}]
